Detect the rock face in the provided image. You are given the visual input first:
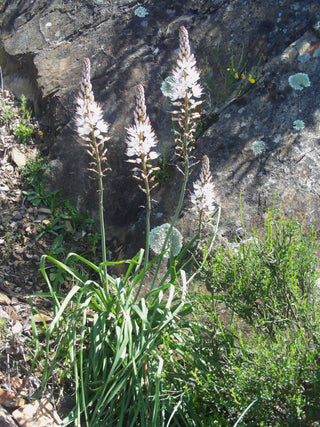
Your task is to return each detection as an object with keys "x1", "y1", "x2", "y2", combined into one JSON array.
[{"x1": 0, "y1": 0, "x2": 319, "y2": 254}]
